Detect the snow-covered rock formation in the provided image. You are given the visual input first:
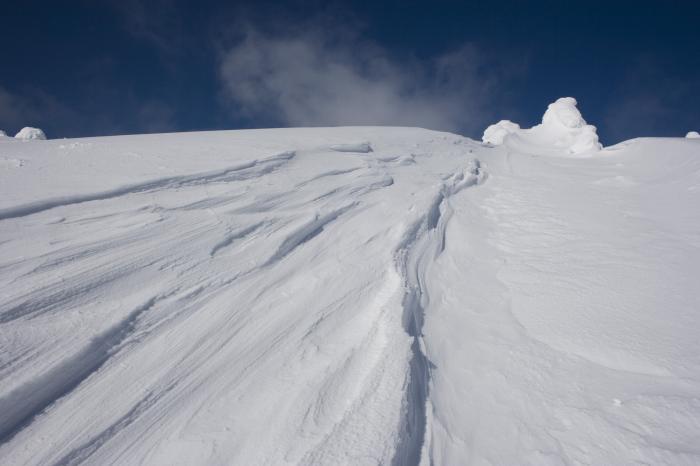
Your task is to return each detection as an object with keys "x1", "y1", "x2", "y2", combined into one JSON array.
[
  {"x1": 687, "y1": 130, "x2": 700, "y2": 139},
  {"x1": 483, "y1": 97, "x2": 602, "y2": 155},
  {"x1": 482, "y1": 120, "x2": 520, "y2": 145},
  {"x1": 15, "y1": 127, "x2": 47, "y2": 140}
]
